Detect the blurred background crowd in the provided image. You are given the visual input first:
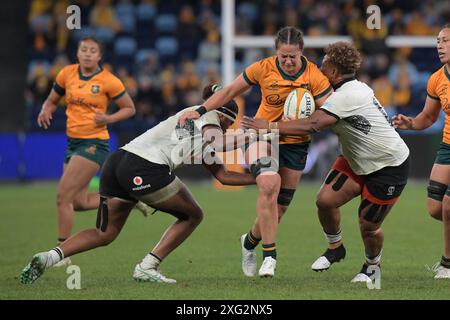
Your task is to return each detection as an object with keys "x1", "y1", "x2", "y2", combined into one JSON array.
[{"x1": 26, "y1": 0, "x2": 449, "y2": 138}]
